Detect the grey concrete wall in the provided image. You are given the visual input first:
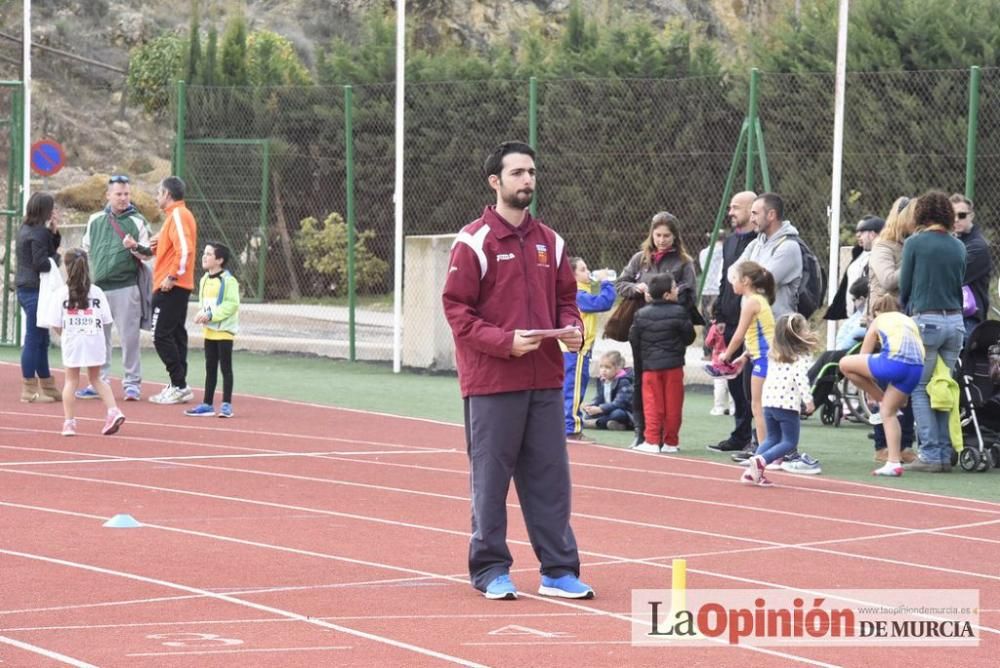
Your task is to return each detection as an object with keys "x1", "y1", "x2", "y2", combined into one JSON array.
[{"x1": 402, "y1": 234, "x2": 458, "y2": 371}]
